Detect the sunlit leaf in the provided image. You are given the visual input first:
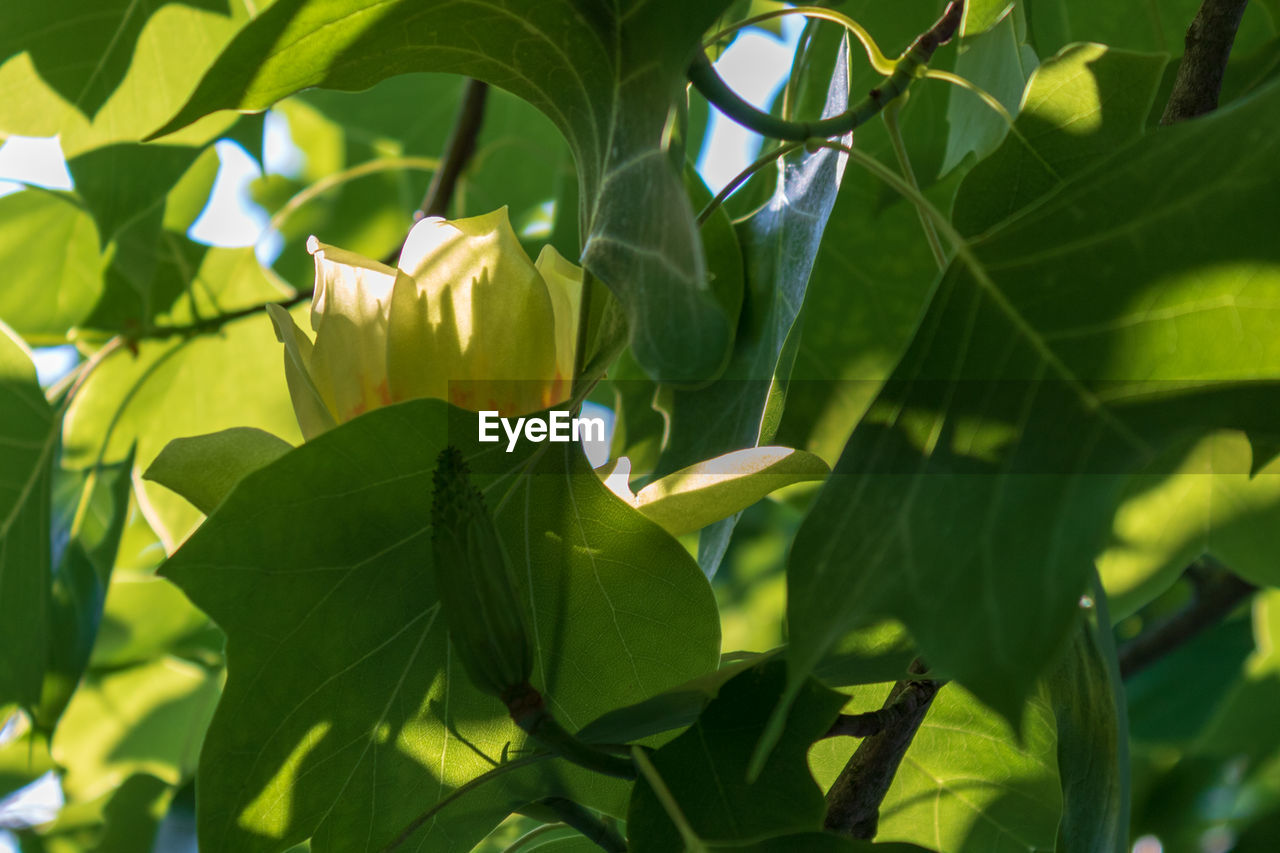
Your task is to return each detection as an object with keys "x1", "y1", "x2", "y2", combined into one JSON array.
[
  {"x1": 160, "y1": 399, "x2": 720, "y2": 852},
  {"x1": 144, "y1": 427, "x2": 293, "y2": 515}
]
